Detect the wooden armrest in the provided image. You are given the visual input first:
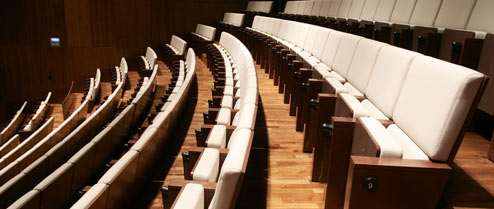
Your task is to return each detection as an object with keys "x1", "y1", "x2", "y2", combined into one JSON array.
[{"x1": 343, "y1": 156, "x2": 451, "y2": 209}]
